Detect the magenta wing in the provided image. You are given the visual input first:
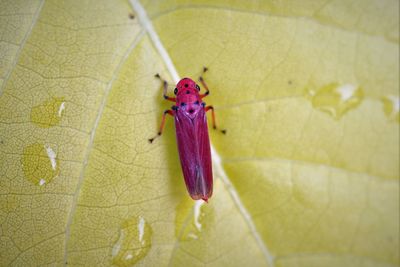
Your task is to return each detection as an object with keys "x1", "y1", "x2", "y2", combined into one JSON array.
[{"x1": 174, "y1": 108, "x2": 213, "y2": 201}]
